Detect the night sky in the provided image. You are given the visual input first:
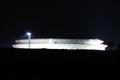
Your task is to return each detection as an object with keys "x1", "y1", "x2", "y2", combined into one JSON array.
[{"x1": 0, "y1": 0, "x2": 120, "y2": 47}]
